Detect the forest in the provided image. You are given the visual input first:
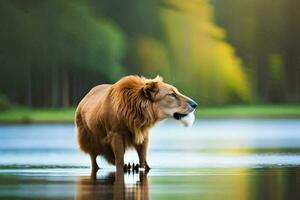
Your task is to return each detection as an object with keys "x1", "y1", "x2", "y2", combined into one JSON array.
[{"x1": 0, "y1": 0, "x2": 299, "y2": 109}]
